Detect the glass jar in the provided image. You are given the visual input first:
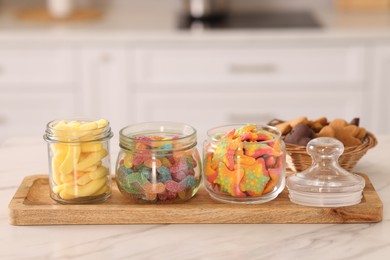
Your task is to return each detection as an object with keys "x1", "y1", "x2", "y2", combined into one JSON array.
[
  {"x1": 43, "y1": 119, "x2": 113, "y2": 204},
  {"x1": 116, "y1": 122, "x2": 201, "y2": 203},
  {"x1": 203, "y1": 124, "x2": 286, "y2": 204}
]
